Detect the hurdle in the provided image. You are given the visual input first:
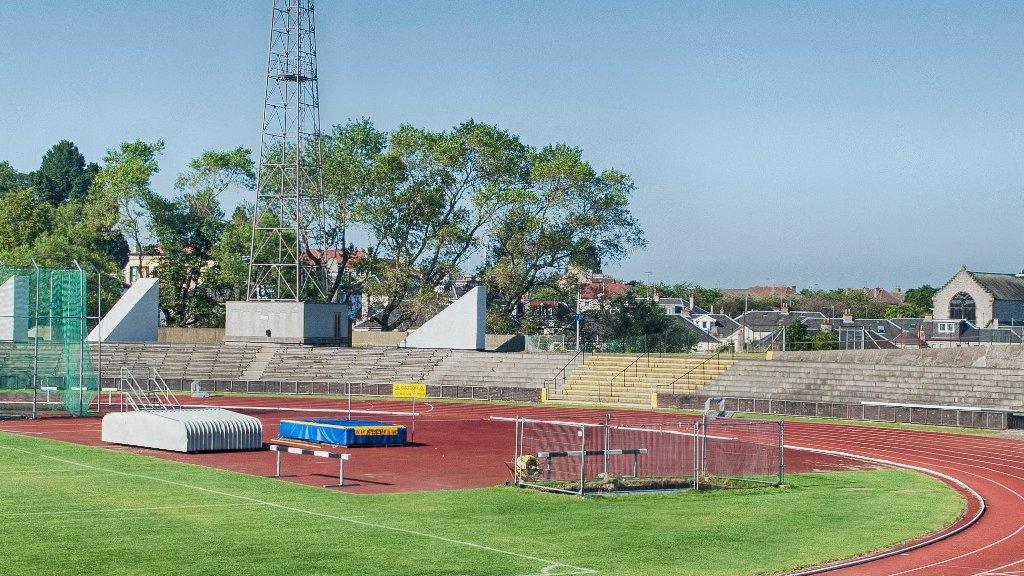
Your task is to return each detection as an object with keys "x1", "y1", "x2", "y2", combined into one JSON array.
[
  {"x1": 539, "y1": 448, "x2": 648, "y2": 479},
  {"x1": 269, "y1": 444, "x2": 351, "y2": 489}
]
